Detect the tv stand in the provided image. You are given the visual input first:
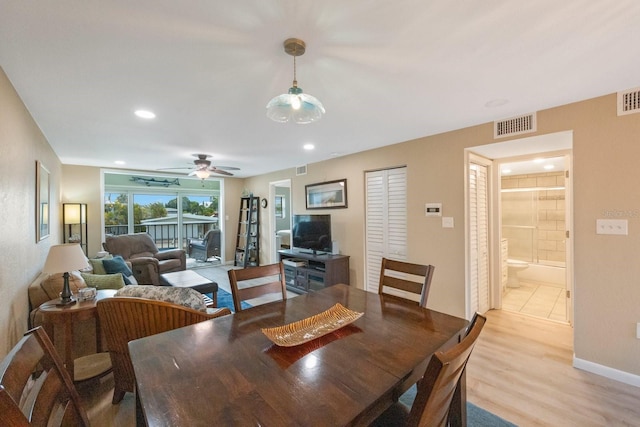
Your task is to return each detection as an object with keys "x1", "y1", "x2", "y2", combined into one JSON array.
[{"x1": 278, "y1": 249, "x2": 350, "y2": 294}]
